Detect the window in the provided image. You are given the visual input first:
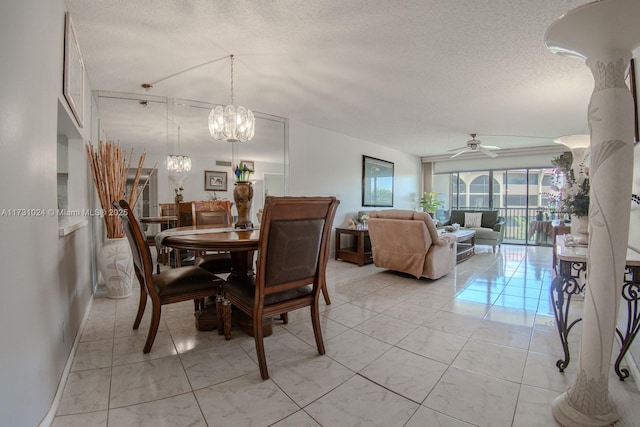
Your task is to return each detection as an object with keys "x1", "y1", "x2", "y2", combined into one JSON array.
[
  {"x1": 452, "y1": 175, "x2": 467, "y2": 208},
  {"x1": 436, "y1": 166, "x2": 560, "y2": 244},
  {"x1": 506, "y1": 173, "x2": 527, "y2": 185},
  {"x1": 470, "y1": 175, "x2": 490, "y2": 193}
]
